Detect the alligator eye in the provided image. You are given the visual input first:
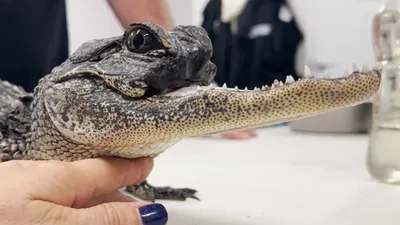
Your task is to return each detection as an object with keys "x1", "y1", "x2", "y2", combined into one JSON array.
[
  {"x1": 132, "y1": 32, "x2": 145, "y2": 49},
  {"x1": 125, "y1": 27, "x2": 165, "y2": 54}
]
